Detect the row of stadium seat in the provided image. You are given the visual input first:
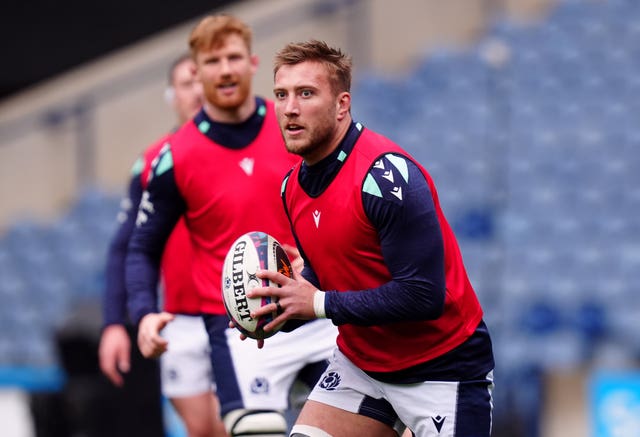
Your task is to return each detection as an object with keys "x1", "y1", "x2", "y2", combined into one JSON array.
[
  {"x1": 0, "y1": 0, "x2": 636, "y2": 371},
  {"x1": 0, "y1": 1, "x2": 638, "y2": 435},
  {"x1": 351, "y1": 2, "x2": 639, "y2": 431}
]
